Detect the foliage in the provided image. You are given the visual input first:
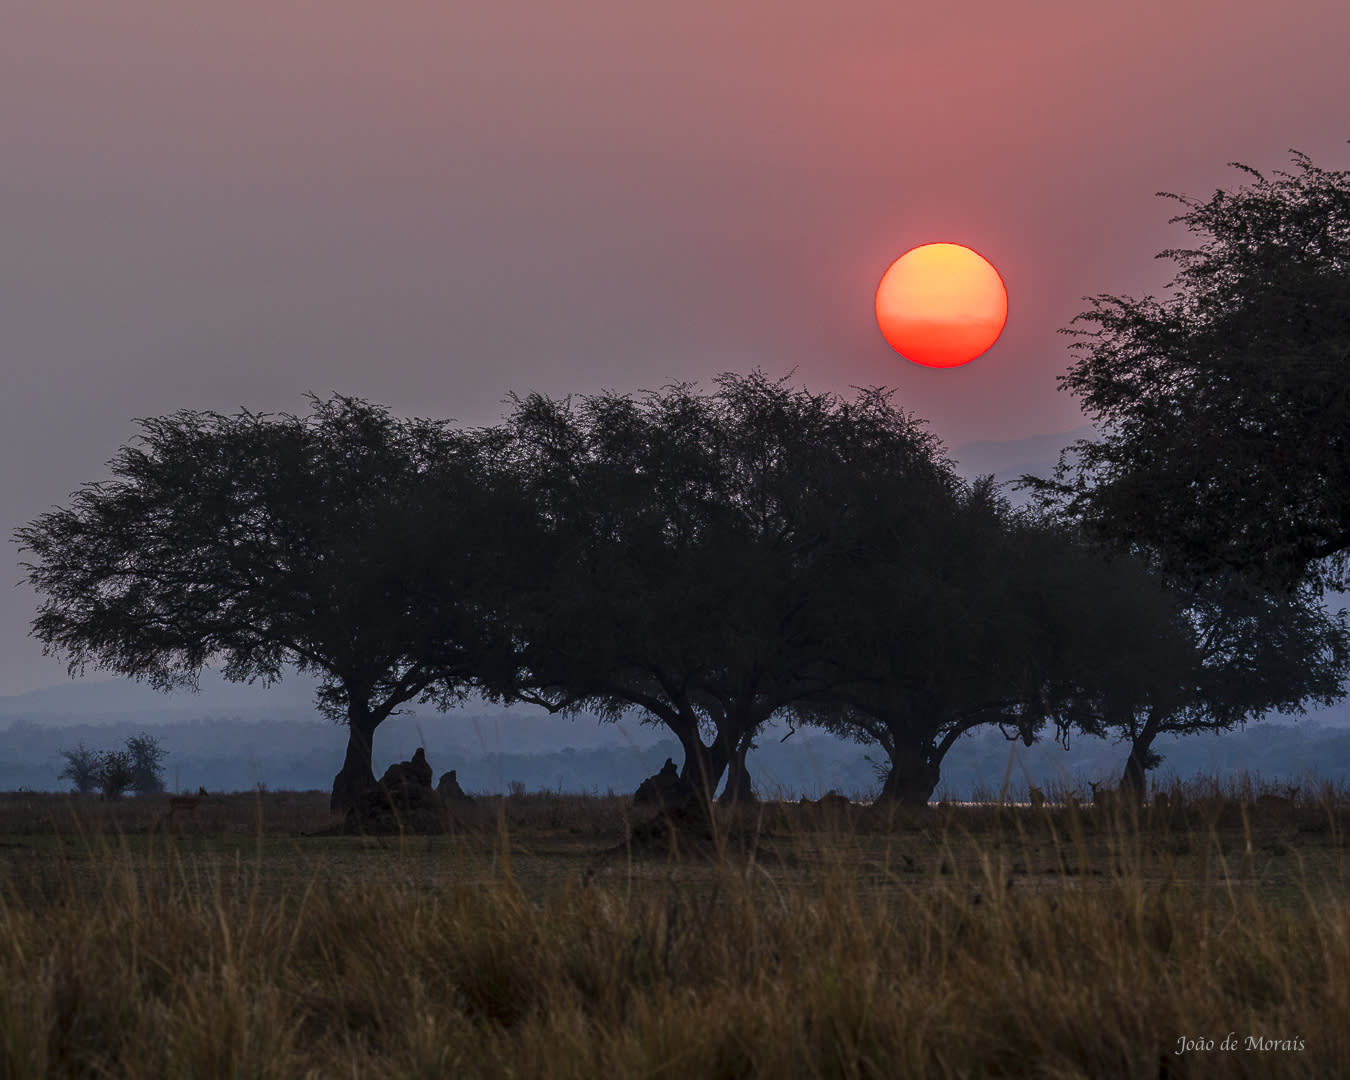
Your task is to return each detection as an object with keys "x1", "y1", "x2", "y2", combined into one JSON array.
[
  {"x1": 1108, "y1": 574, "x2": 1350, "y2": 791},
  {"x1": 124, "y1": 731, "x2": 167, "y2": 794},
  {"x1": 56, "y1": 733, "x2": 169, "y2": 796},
  {"x1": 23, "y1": 360, "x2": 1347, "y2": 813},
  {"x1": 95, "y1": 749, "x2": 136, "y2": 800},
  {"x1": 1028, "y1": 149, "x2": 1350, "y2": 592},
  {"x1": 495, "y1": 370, "x2": 959, "y2": 802},
  {"x1": 56, "y1": 742, "x2": 102, "y2": 793},
  {"x1": 1019, "y1": 149, "x2": 1350, "y2": 787},
  {"x1": 14, "y1": 395, "x2": 519, "y2": 811},
  {"x1": 790, "y1": 490, "x2": 1194, "y2": 804}
]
